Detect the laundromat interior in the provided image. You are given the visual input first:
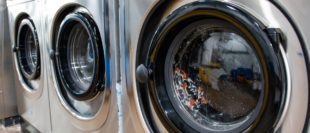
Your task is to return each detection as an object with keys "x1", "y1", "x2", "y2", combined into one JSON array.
[{"x1": 1, "y1": 0, "x2": 310, "y2": 132}]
